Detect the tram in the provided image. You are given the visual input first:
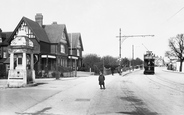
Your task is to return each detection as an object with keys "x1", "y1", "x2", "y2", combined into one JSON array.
[{"x1": 143, "y1": 51, "x2": 155, "y2": 74}]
